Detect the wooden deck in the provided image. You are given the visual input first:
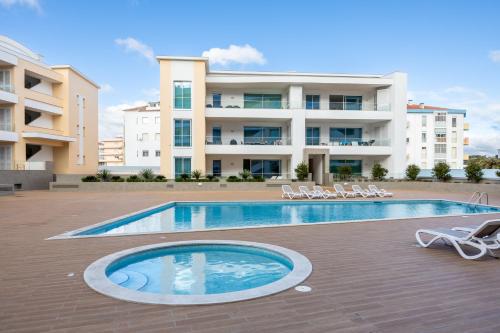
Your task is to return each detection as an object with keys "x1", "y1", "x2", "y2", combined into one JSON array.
[{"x1": 1, "y1": 189, "x2": 500, "y2": 333}]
